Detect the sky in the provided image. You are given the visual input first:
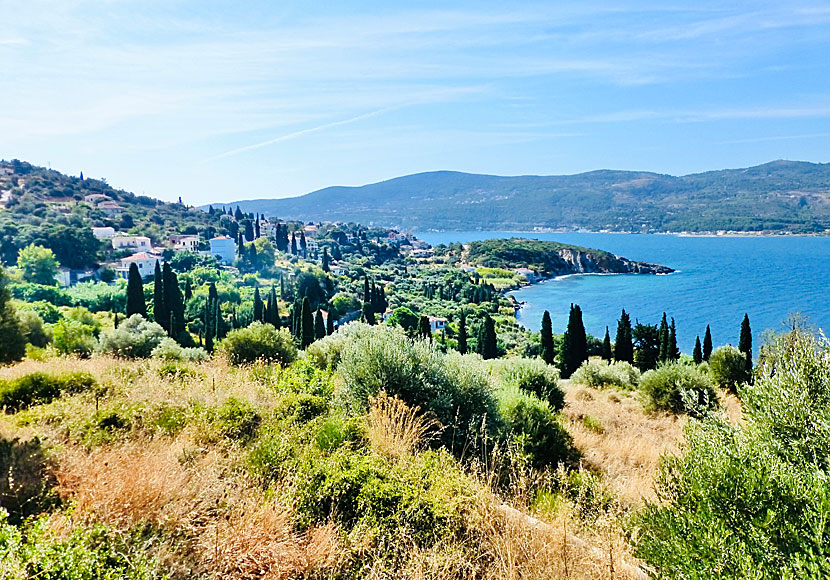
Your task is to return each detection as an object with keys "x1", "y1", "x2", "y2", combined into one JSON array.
[{"x1": 3, "y1": 0, "x2": 830, "y2": 205}]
